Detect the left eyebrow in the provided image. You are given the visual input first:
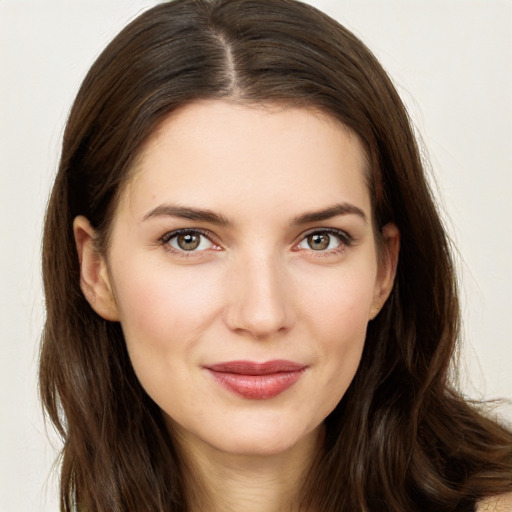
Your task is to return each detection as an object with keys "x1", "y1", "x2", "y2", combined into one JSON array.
[{"x1": 290, "y1": 202, "x2": 368, "y2": 226}]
